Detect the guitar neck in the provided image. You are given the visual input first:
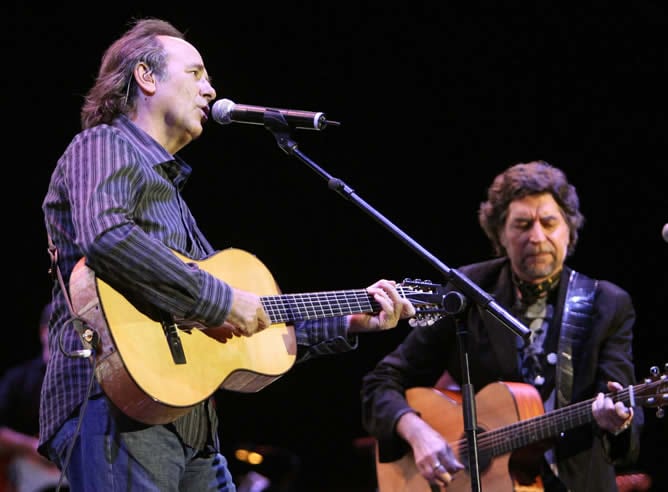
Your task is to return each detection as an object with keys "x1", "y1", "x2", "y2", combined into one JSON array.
[
  {"x1": 480, "y1": 385, "x2": 639, "y2": 458},
  {"x1": 261, "y1": 289, "x2": 379, "y2": 324}
]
